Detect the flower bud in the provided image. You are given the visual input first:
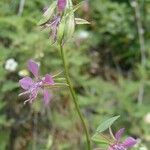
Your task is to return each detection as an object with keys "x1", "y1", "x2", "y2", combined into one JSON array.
[
  {"x1": 57, "y1": 0, "x2": 67, "y2": 13},
  {"x1": 38, "y1": 1, "x2": 57, "y2": 26},
  {"x1": 63, "y1": 0, "x2": 75, "y2": 41},
  {"x1": 75, "y1": 18, "x2": 90, "y2": 25},
  {"x1": 57, "y1": 17, "x2": 66, "y2": 44},
  {"x1": 64, "y1": 13, "x2": 75, "y2": 41}
]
